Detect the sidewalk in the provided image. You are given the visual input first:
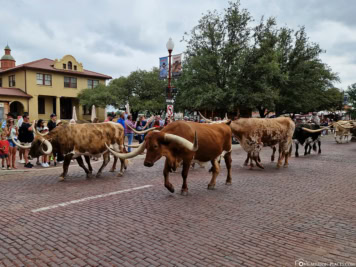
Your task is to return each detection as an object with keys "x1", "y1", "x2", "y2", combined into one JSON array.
[{"x1": 0, "y1": 138, "x2": 143, "y2": 173}]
